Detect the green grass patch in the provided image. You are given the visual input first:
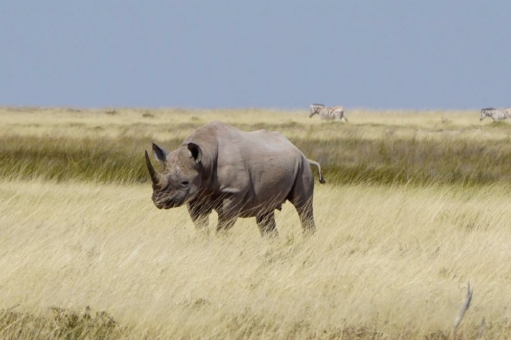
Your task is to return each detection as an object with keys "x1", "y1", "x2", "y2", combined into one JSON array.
[{"x1": 2, "y1": 133, "x2": 511, "y2": 186}]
